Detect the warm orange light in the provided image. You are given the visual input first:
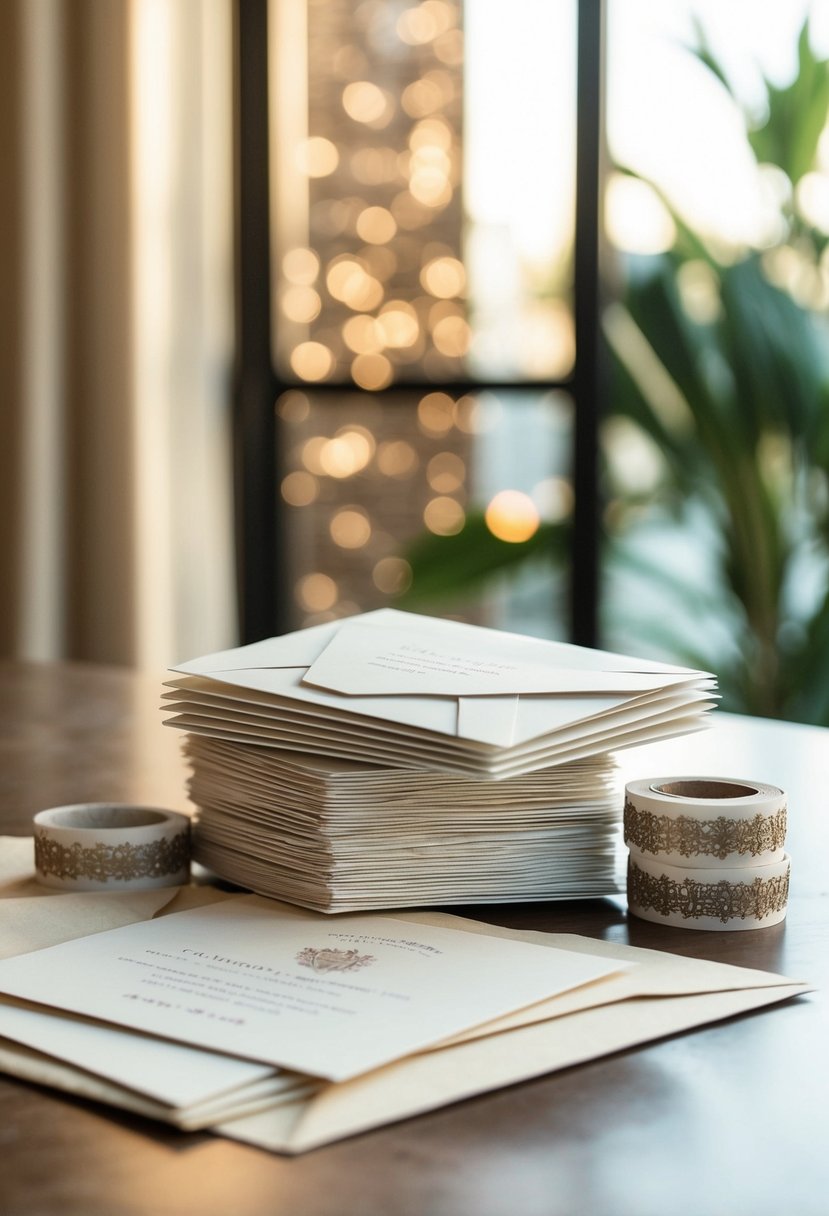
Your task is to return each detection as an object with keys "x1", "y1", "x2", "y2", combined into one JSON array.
[
  {"x1": 417, "y1": 391, "x2": 454, "y2": 435},
  {"x1": 297, "y1": 573, "x2": 338, "y2": 611},
  {"x1": 372, "y1": 556, "x2": 413, "y2": 595},
  {"x1": 281, "y1": 471, "x2": 319, "y2": 507},
  {"x1": 351, "y1": 353, "x2": 393, "y2": 390},
  {"x1": 319, "y1": 431, "x2": 373, "y2": 478},
  {"x1": 345, "y1": 274, "x2": 383, "y2": 311},
  {"x1": 426, "y1": 451, "x2": 465, "y2": 493},
  {"x1": 423, "y1": 496, "x2": 465, "y2": 536},
  {"x1": 377, "y1": 302, "x2": 419, "y2": 348},
  {"x1": 432, "y1": 314, "x2": 470, "y2": 356},
  {"x1": 356, "y1": 206, "x2": 397, "y2": 244},
  {"x1": 409, "y1": 118, "x2": 453, "y2": 152},
  {"x1": 339, "y1": 424, "x2": 377, "y2": 458},
  {"x1": 282, "y1": 247, "x2": 319, "y2": 286},
  {"x1": 377, "y1": 440, "x2": 418, "y2": 477},
  {"x1": 301, "y1": 436, "x2": 328, "y2": 474},
  {"x1": 427, "y1": 296, "x2": 458, "y2": 321},
  {"x1": 409, "y1": 171, "x2": 452, "y2": 208},
  {"x1": 401, "y1": 78, "x2": 445, "y2": 118},
  {"x1": 411, "y1": 143, "x2": 451, "y2": 173},
  {"x1": 342, "y1": 81, "x2": 391, "y2": 125},
  {"x1": 326, "y1": 257, "x2": 384, "y2": 311},
  {"x1": 326, "y1": 257, "x2": 364, "y2": 299},
  {"x1": 421, "y1": 256, "x2": 465, "y2": 298},
  {"x1": 485, "y1": 491, "x2": 540, "y2": 543},
  {"x1": 396, "y1": 1, "x2": 454, "y2": 46},
  {"x1": 281, "y1": 285, "x2": 321, "y2": 323},
  {"x1": 290, "y1": 342, "x2": 333, "y2": 381},
  {"x1": 433, "y1": 27, "x2": 463, "y2": 66},
  {"x1": 342, "y1": 315, "x2": 383, "y2": 355},
  {"x1": 330, "y1": 507, "x2": 372, "y2": 548},
  {"x1": 295, "y1": 136, "x2": 339, "y2": 178},
  {"x1": 452, "y1": 395, "x2": 480, "y2": 433},
  {"x1": 276, "y1": 391, "x2": 310, "y2": 422}
]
